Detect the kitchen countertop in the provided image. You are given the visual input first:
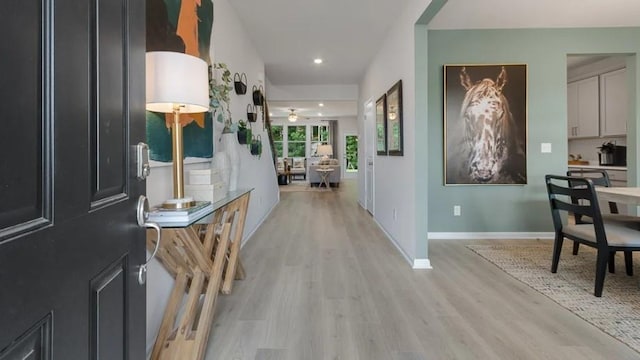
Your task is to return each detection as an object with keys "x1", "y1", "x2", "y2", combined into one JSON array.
[{"x1": 567, "y1": 164, "x2": 627, "y2": 171}]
